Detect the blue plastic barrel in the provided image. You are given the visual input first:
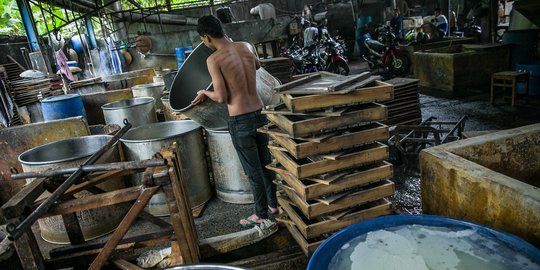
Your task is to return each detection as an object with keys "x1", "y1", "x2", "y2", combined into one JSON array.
[
  {"x1": 516, "y1": 63, "x2": 540, "y2": 96},
  {"x1": 41, "y1": 94, "x2": 87, "y2": 121},
  {"x1": 308, "y1": 215, "x2": 540, "y2": 270},
  {"x1": 176, "y1": 46, "x2": 193, "y2": 63}
]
